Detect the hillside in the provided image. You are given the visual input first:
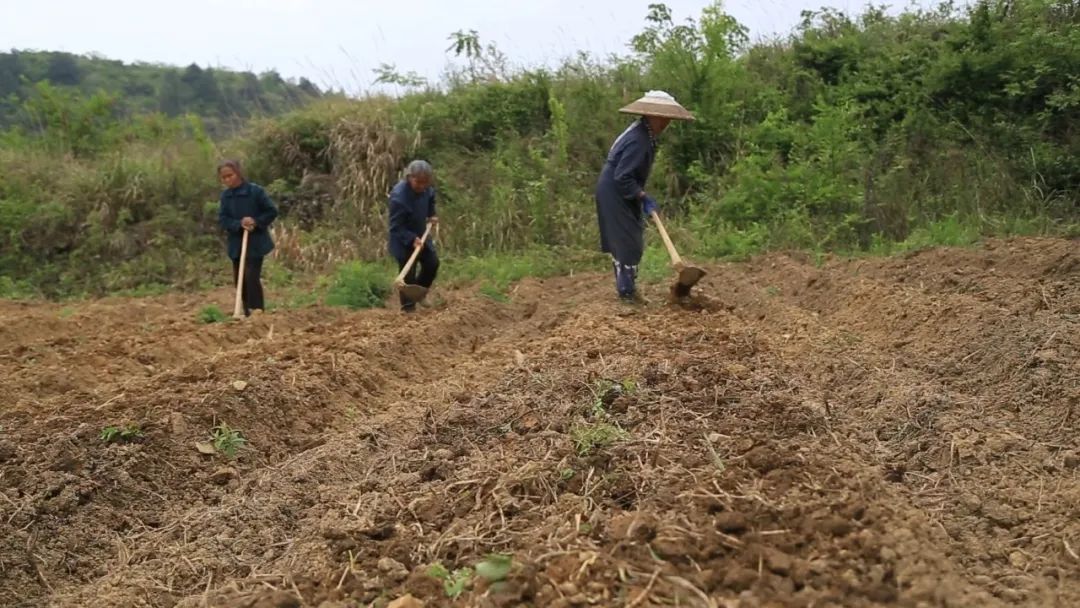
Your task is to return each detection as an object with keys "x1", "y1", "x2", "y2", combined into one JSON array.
[
  {"x1": 0, "y1": 0, "x2": 1077, "y2": 302},
  {"x1": 0, "y1": 50, "x2": 324, "y2": 132}
]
